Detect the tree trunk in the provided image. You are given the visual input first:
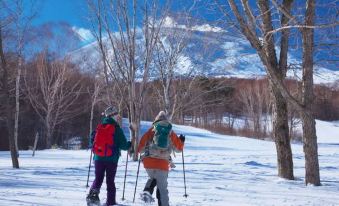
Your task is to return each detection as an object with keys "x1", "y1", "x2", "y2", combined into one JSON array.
[
  {"x1": 90, "y1": 102, "x2": 95, "y2": 135},
  {"x1": 258, "y1": 0, "x2": 294, "y2": 180},
  {"x1": 271, "y1": 85, "x2": 294, "y2": 179},
  {"x1": 133, "y1": 120, "x2": 140, "y2": 160},
  {"x1": 32, "y1": 132, "x2": 39, "y2": 157},
  {"x1": 301, "y1": 111, "x2": 320, "y2": 185},
  {"x1": 301, "y1": 0, "x2": 320, "y2": 186},
  {"x1": 5, "y1": 105, "x2": 20, "y2": 168},
  {"x1": 46, "y1": 121, "x2": 52, "y2": 148},
  {"x1": 0, "y1": 27, "x2": 19, "y2": 168},
  {"x1": 128, "y1": 98, "x2": 140, "y2": 161},
  {"x1": 4, "y1": 72, "x2": 19, "y2": 168},
  {"x1": 14, "y1": 55, "x2": 23, "y2": 156},
  {"x1": 7, "y1": 119, "x2": 19, "y2": 168},
  {"x1": 163, "y1": 83, "x2": 170, "y2": 117}
]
